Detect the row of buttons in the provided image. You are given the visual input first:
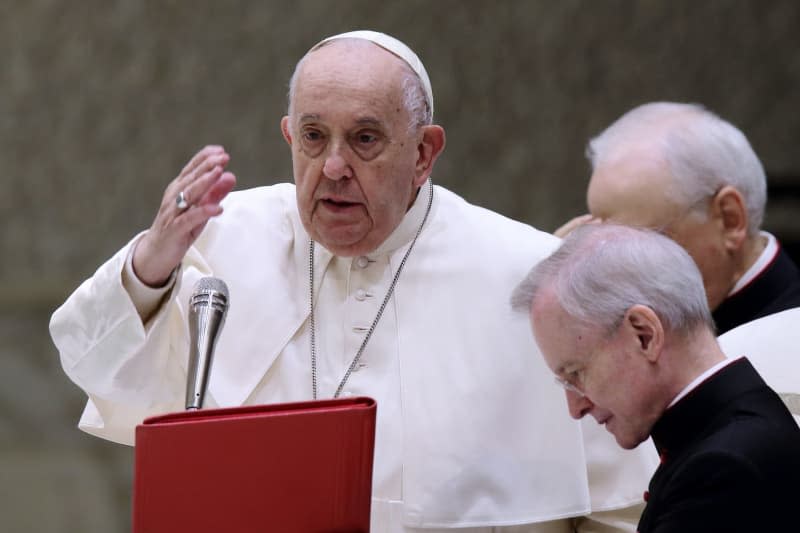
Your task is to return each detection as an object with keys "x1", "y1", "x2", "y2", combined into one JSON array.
[
  {"x1": 347, "y1": 255, "x2": 375, "y2": 381},
  {"x1": 354, "y1": 257, "x2": 372, "y2": 303},
  {"x1": 355, "y1": 289, "x2": 373, "y2": 301}
]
